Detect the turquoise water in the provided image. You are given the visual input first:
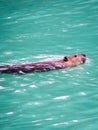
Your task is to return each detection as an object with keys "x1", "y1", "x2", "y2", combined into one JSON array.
[{"x1": 0, "y1": 0, "x2": 98, "y2": 129}]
